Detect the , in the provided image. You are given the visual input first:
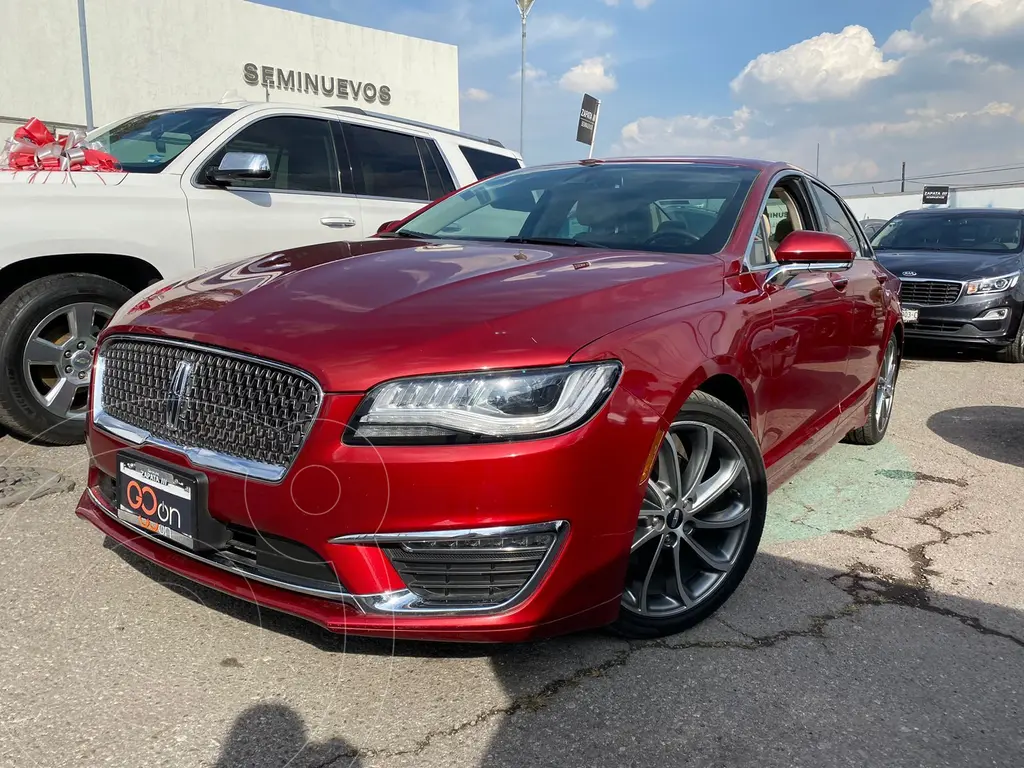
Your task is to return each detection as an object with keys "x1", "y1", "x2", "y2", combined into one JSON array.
[
  {"x1": 75, "y1": 157, "x2": 904, "y2": 642},
  {"x1": 0, "y1": 101, "x2": 522, "y2": 446},
  {"x1": 871, "y1": 208, "x2": 1024, "y2": 362}
]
